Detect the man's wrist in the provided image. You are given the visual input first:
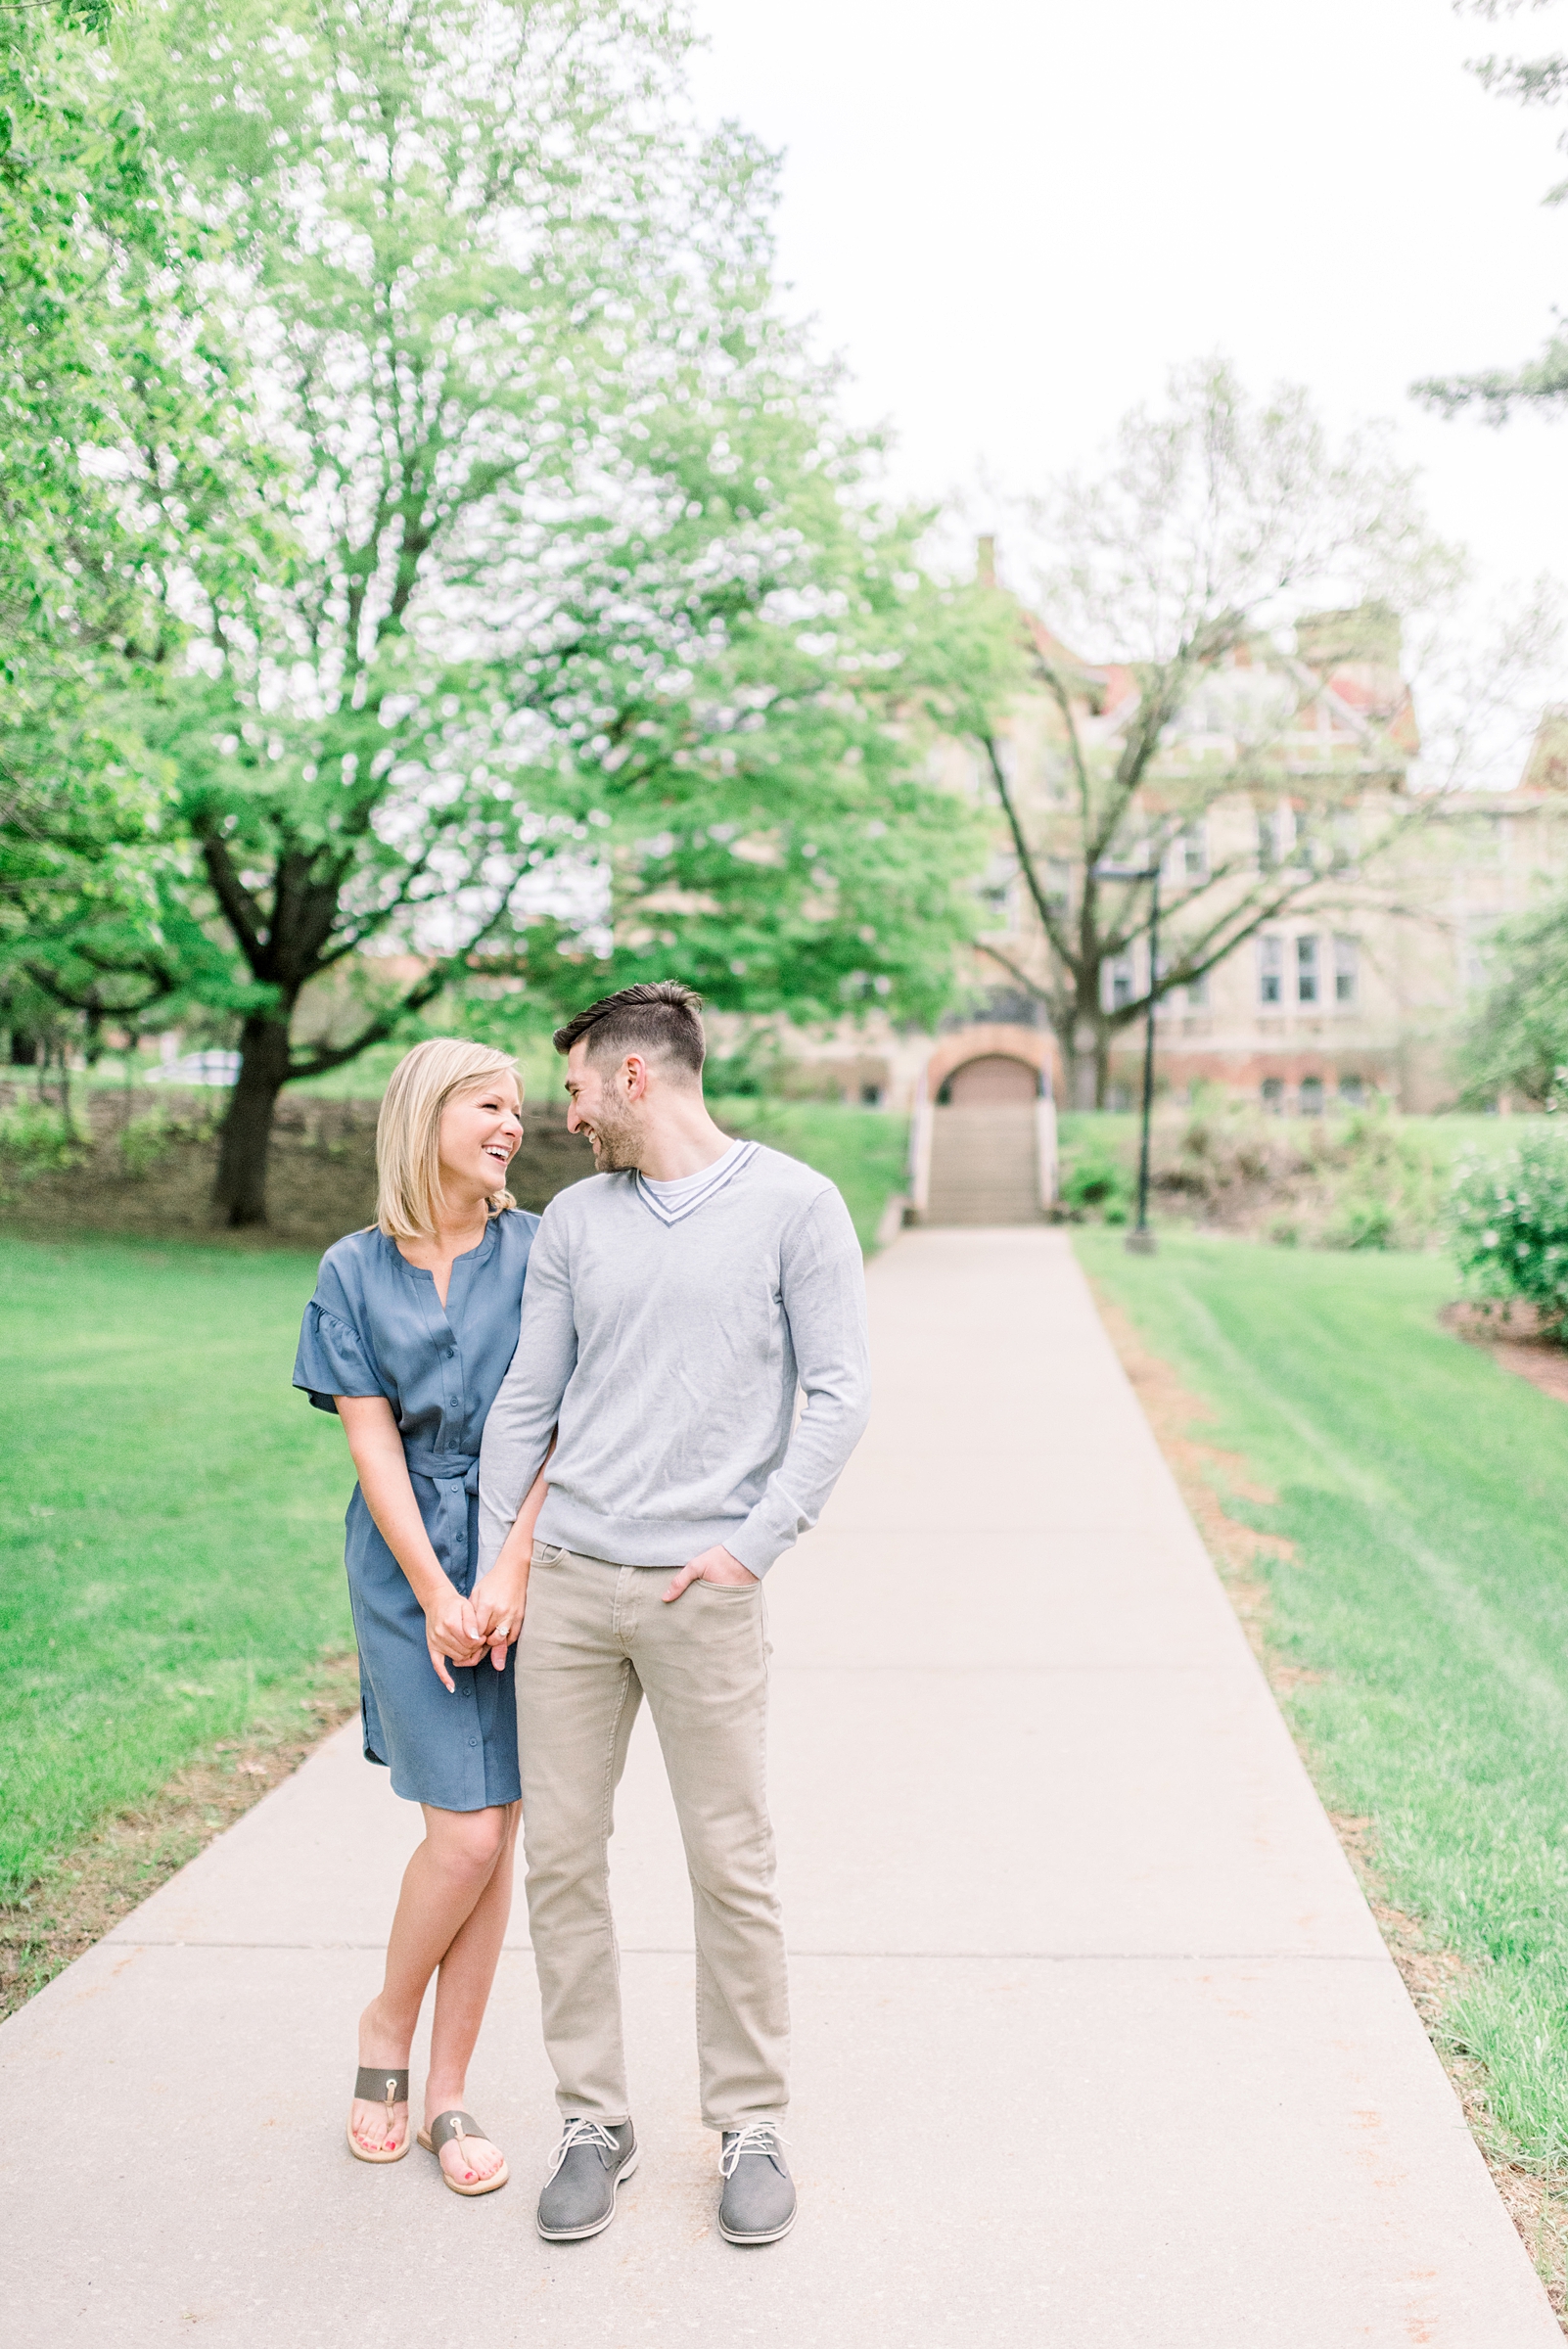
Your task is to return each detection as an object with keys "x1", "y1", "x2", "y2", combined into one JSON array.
[{"x1": 717, "y1": 1540, "x2": 764, "y2": 1580}]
